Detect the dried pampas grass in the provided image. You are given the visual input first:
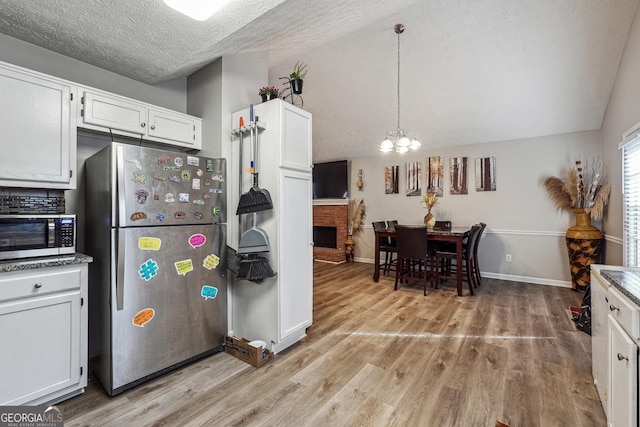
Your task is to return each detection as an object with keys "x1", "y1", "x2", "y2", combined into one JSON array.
[{"x1": 348, "y1": 199, "x2": 366, "y2": 236}]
